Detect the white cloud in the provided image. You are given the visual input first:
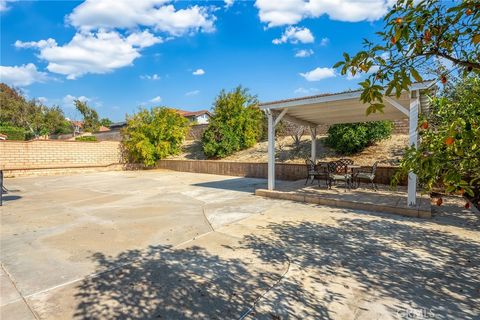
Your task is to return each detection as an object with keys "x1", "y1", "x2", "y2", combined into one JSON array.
[
  {"x1": 68, "y1": 0, "x2": 215, "y2": 36},
  {"x1": 16, "y1": 30, "x2": 161, "y2": 79},
  {"x1": 294, "y1": 87, "x2": 319, "y2": 95},
  {"x1": 37, "y1": 97, "x2": 48, "y2": 104},
  {"x1": 150, "y1": 96, "x2": 162, "y2": 103},
  {"x1": 15, "y1": 38, "x2": 57, "y2": 49},
  {"x1": 126, "y1": 30, "x2": 163, "y2": 48},
  {"x1": 140, "y1": 73, "x2": 161, "y2": 80},
  {"x1": 192, "y1": 68, "x2": 205, "y2": 76},
  {"x1": 295, "y1": 49, "x2": 314, "y2": 58},
  {"x1": 300, "y1": 67, "x2": 336, "y2": 81},
  {"x1": 0, "y1": 63, "x2": 48, "y2": 86},
  {"x1": 256, "y1": 0, "x2": 395, "y2": 27},
  {"x1": 272, "y1": 26, "x2": 314, "y2": 44},
  {"x1": 346, "y1": 65, "x2": 379, "y2": 80},
  {"x1": 185, "y1": 90, "x2": 200, "y2": 96},
  {"x1": 0, "y1": 0, "x2": 16, "y2": 12},
  {"x1": 319, "y1": 37, "x2": 329, "y2": 46},
  {"x1": 224, "y1": 0, "x2": 234, "y2": 8},
  {"x1": 62, "y1": 94, "x2": 90, "y2": 108}
]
